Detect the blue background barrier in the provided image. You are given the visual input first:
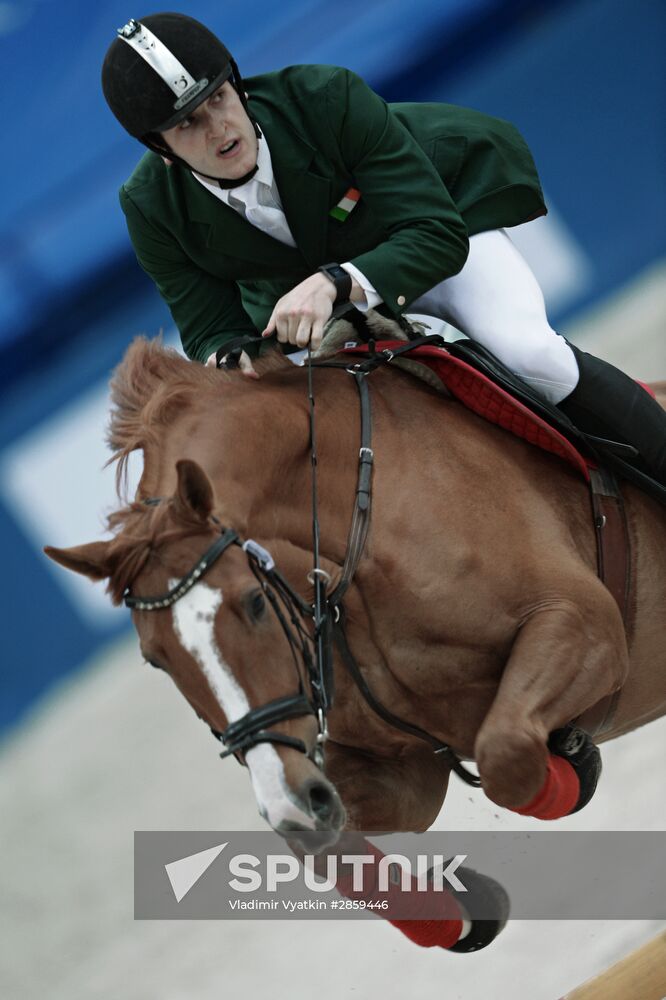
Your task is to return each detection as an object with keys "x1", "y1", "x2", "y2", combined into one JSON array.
[{"x1": 1, "y1": 0, "x2": 664, "y2": 732}]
